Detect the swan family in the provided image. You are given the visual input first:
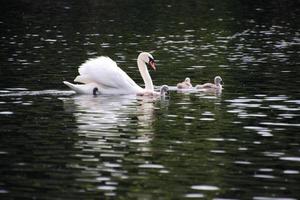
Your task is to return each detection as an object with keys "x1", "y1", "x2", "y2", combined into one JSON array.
[{"x1": 63, "y1": 52, "x2": 223, "y2": 96}]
